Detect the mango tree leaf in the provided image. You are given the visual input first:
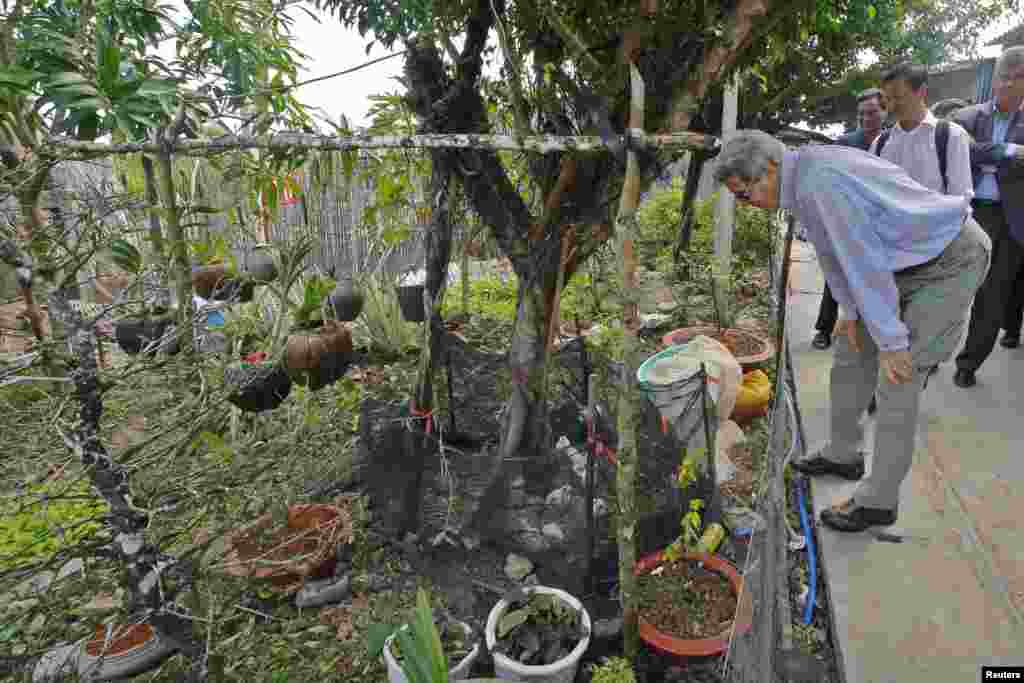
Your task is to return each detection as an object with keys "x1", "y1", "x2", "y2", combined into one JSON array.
[{"x1": 136, "y1": 78, "x2": 179, "y2": 97}]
